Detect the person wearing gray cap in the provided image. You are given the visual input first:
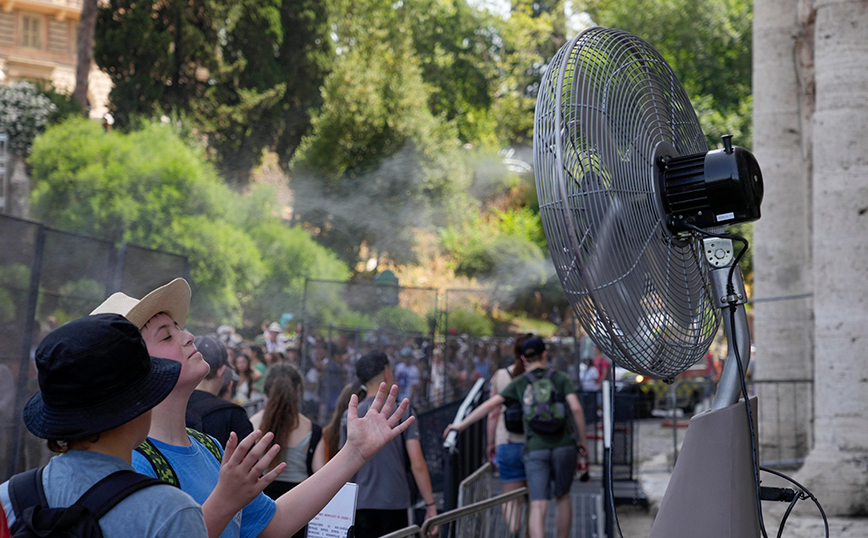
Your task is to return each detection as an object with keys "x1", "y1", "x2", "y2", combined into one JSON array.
[{"x1": 186, "y1": 335, "x2": 254, "y2": 447}]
